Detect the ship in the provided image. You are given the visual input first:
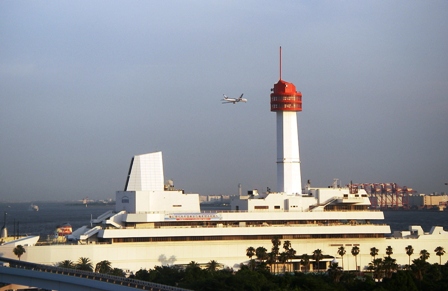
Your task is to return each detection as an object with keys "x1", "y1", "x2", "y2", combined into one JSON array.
[
  {"x1": 1, "y1": 151, "x2": 447, "y2": 272},
  {"x1": 1, "y1": 50, "x2": 447, "y2": 272},
  {"x1": 28, "y1": 204, "x2": 39, "y2": 211},
  {"x1": 56, "y1": 223, "x2": 72, "y2": 236}
]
